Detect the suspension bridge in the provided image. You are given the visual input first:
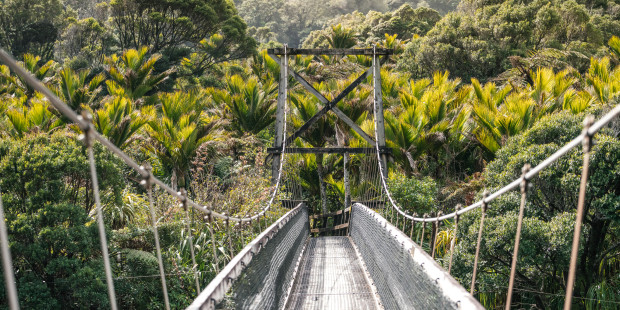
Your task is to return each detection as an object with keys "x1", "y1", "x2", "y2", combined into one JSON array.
[{"x1": 0, "y1": 46, "x2": 618, "y2": 310}]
